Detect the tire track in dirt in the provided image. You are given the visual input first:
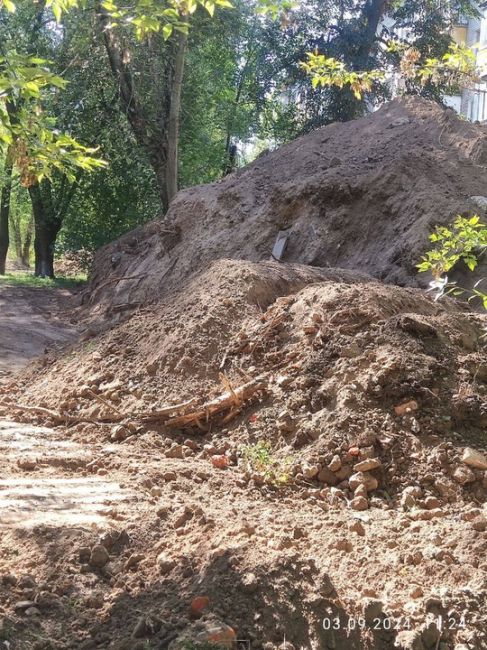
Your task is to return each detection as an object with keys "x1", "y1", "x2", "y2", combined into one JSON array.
[{"x1": 0, "y1": 419, "x2": 133, "y2": 529}]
